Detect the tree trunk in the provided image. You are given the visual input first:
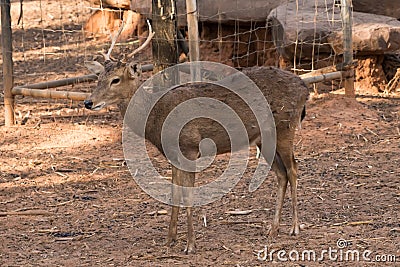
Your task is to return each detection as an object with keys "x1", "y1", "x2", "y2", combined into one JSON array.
[{"x1": 151, "y1": 0, "x2": 178, "y2": 74}]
